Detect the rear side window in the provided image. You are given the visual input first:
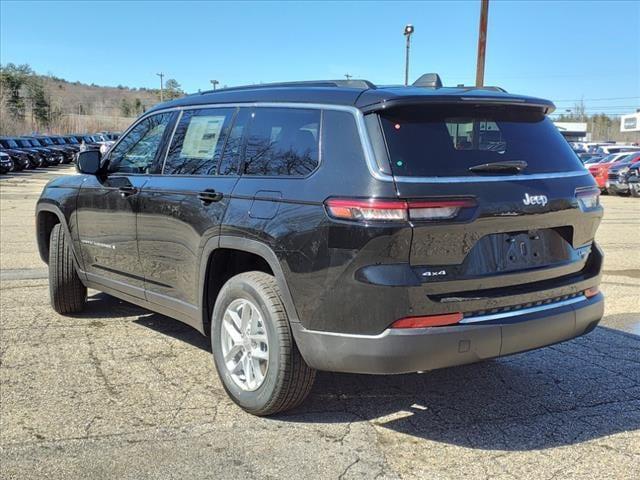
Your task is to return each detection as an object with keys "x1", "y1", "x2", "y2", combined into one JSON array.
[
  {"x1": 164, "y1": 108, "x2": 236, "y2": 175},
  {"x1": 379, "y1": 105, "x2": 584, "y2": 177},
  {"x1": 244, "y1": 108, "x2": 320, "y2": 176}
]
